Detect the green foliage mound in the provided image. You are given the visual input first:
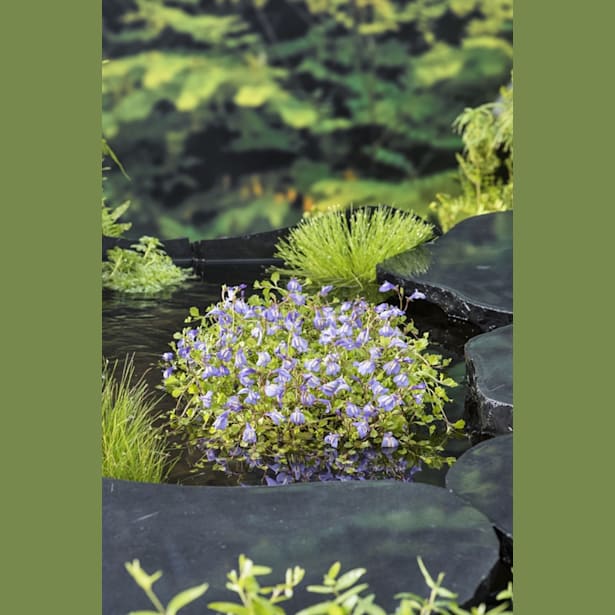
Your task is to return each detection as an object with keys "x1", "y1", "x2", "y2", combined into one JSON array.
[
  {"x1": 102, "y1": 236, "x2": 193, "y2": 294},
  {"x1": 102, "y1": 0, "x2": 513, "y2": 238},
  {"x1": 429, "y1": 79, "x2": 513, "y2": 231},
  {"x1": 161, "y1": 276, "x2": 460, "y2": 485},
  {"x1": 273, "y1": 207, "x2": 434, "y2": 293},
  {"x1": 125, "y1": 554, "x2": 513, "y2": 615},
  {"x1": 102, "y1": 357, "x2": 174, "y2": 483}
]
